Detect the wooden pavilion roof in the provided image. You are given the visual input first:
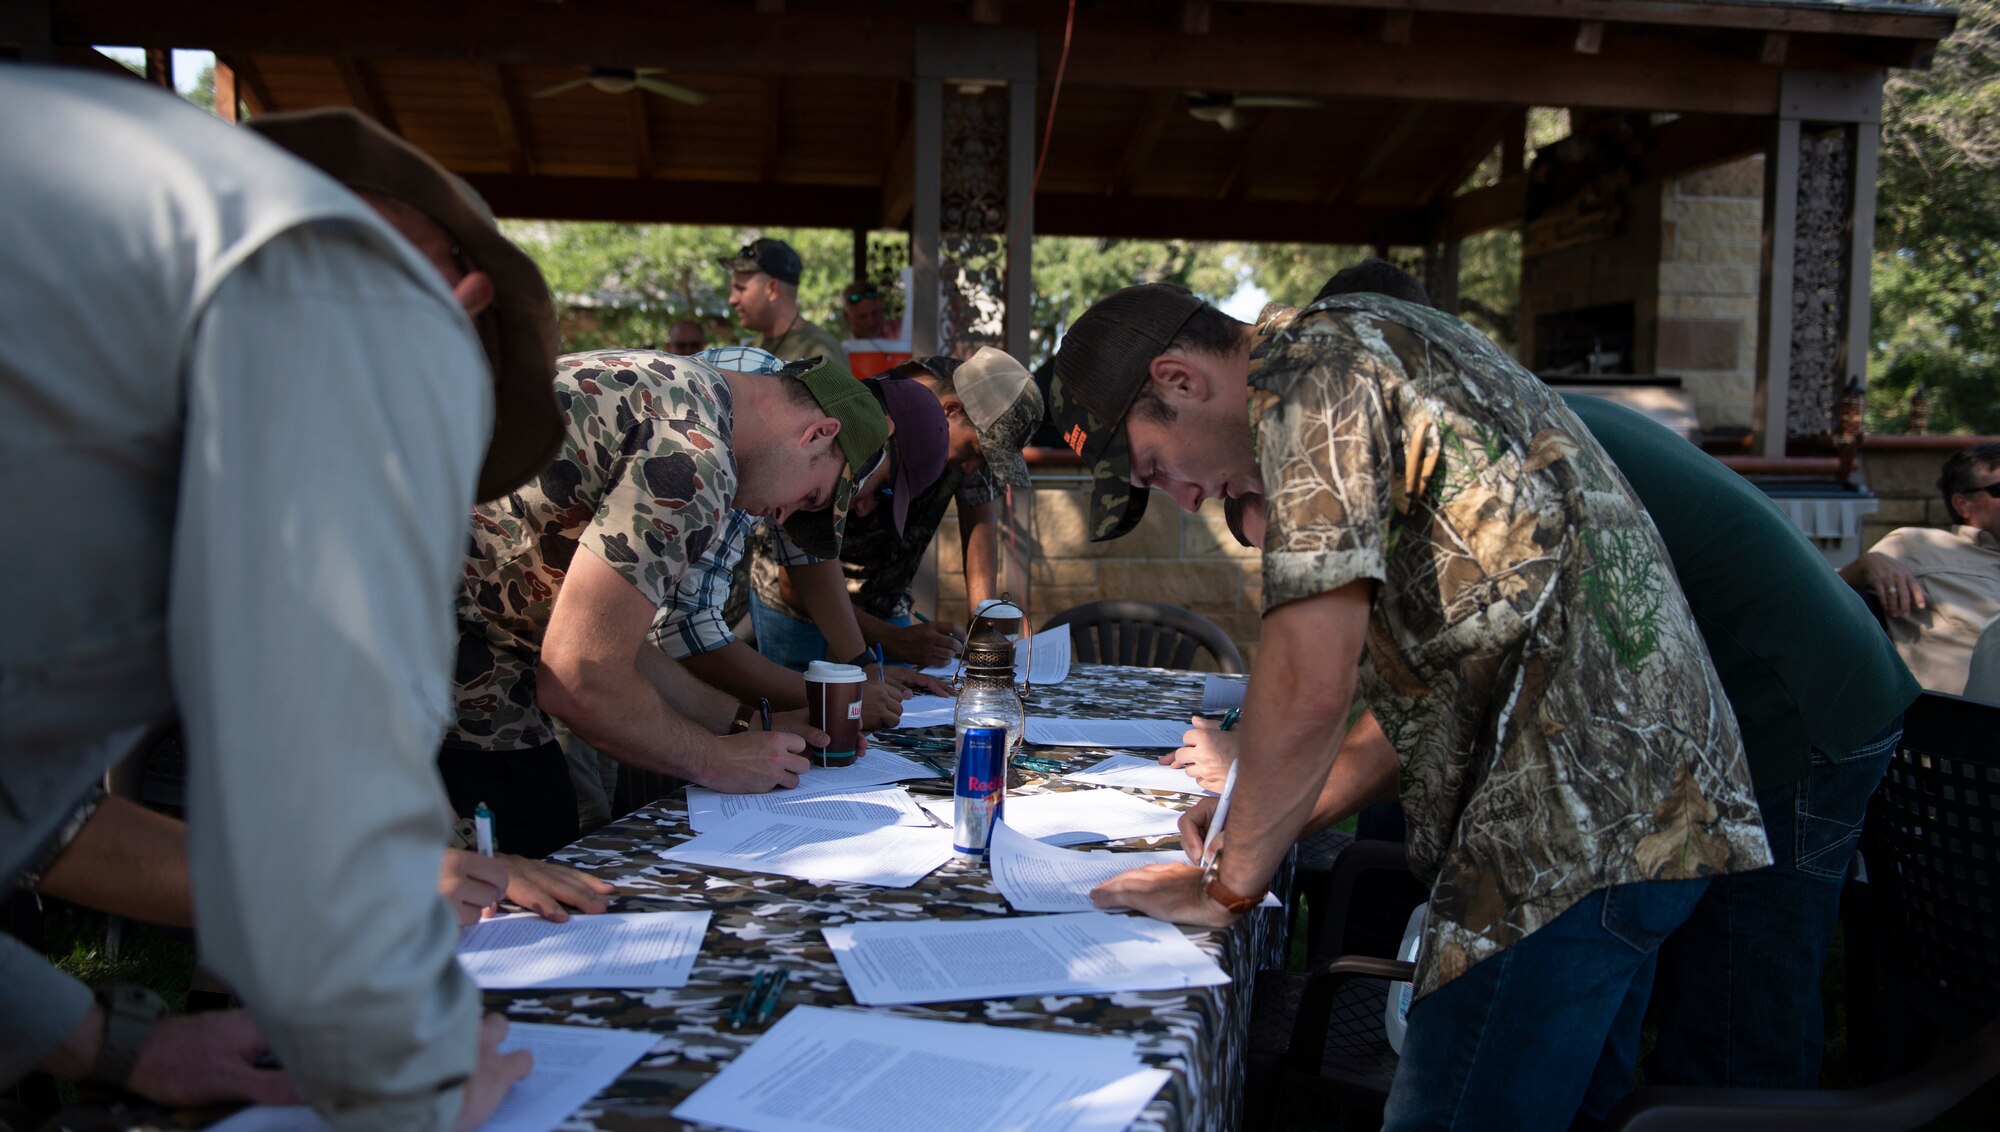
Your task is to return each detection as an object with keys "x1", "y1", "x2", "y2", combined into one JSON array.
[{"x1": 35, "y1": 0, "x2": 1957, "y2": 244}]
